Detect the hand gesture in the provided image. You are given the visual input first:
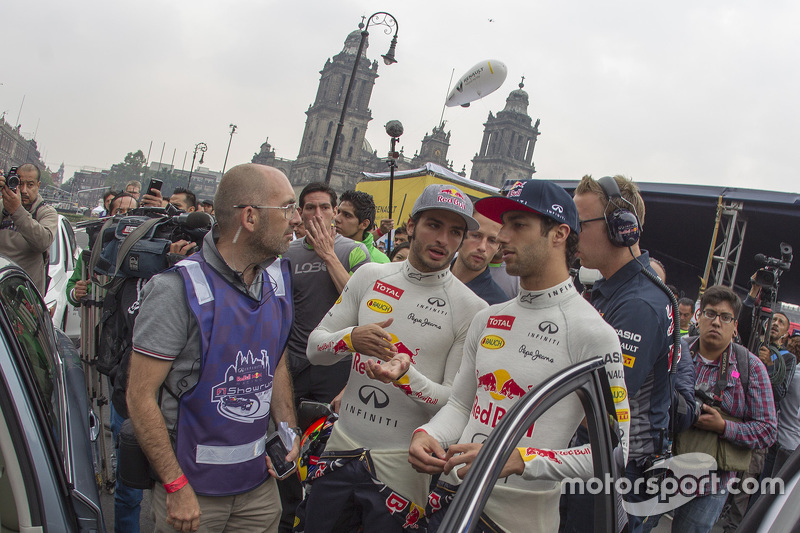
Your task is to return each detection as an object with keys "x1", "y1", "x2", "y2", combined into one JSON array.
[
  {"x1": 365, "y1": 353, "x2": 410, "y2": 383},
  {"x1": 409, "y1": 430, "x2": 447, "y2": 474},
  {"x1": 350, "y1": 318, "x2": 397, "y2": 360},
  {"x1": 443, "y1": 442, "x2": 525, "y2": 479},
  {"x1": 305, "y1": 215, "x2": 336, "y2": 261}
]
